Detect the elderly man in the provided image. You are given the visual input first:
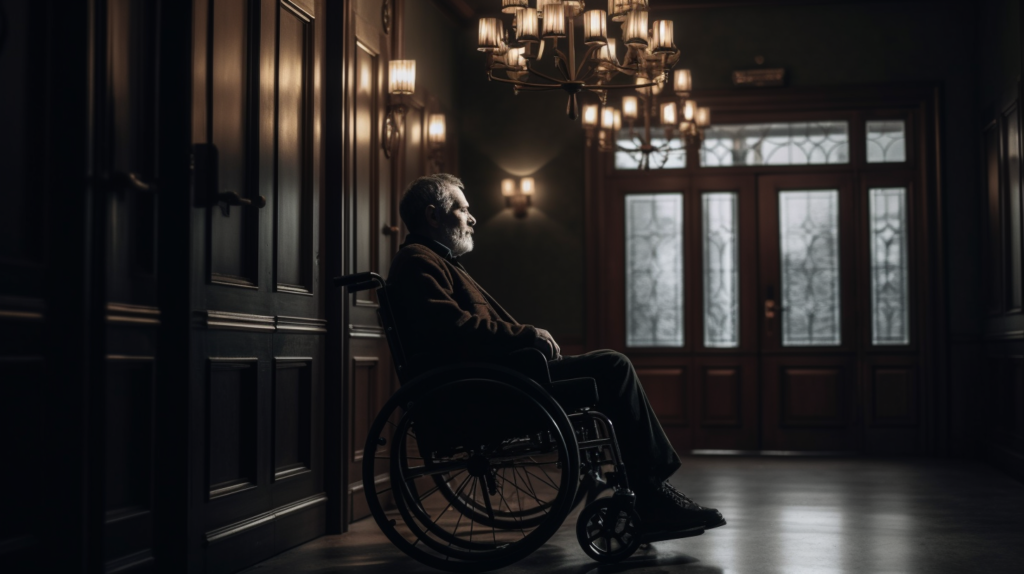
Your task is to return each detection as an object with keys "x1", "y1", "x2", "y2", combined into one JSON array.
[{"x1": 387, "y1": 173, "x2": 725, "y2": 534}]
